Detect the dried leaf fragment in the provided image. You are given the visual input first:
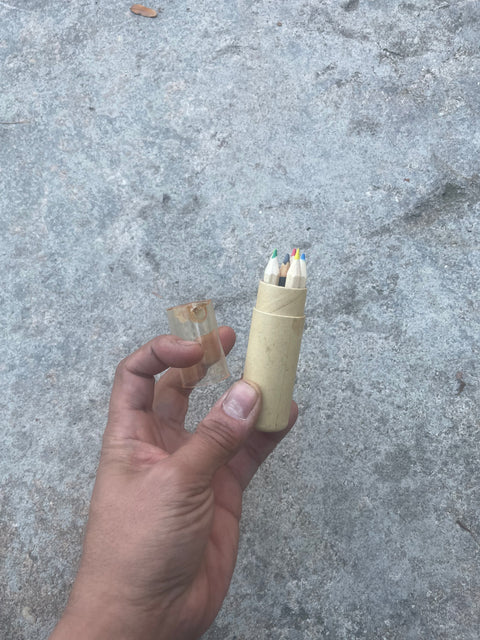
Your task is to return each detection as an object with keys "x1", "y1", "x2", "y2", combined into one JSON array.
[{"x1": 130, "y1": 4, "x2": 157, "y2": 17}]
